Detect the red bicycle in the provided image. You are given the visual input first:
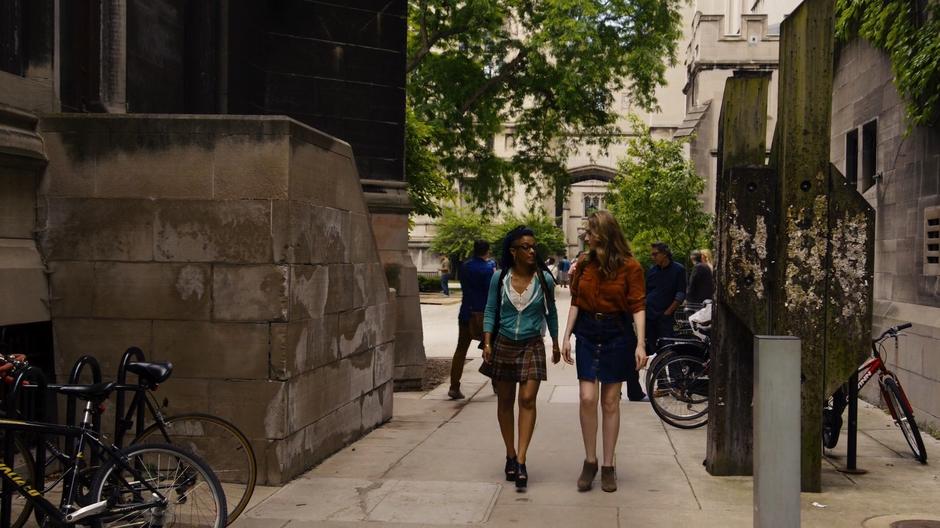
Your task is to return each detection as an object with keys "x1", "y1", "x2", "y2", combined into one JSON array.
[{"x1": 822, "y1": 322, "x2": 927, "y2": 463}]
